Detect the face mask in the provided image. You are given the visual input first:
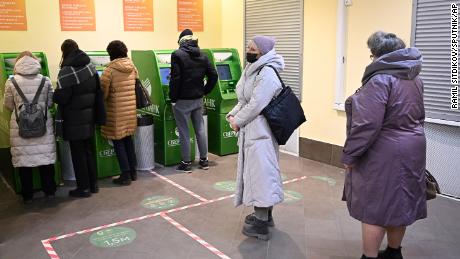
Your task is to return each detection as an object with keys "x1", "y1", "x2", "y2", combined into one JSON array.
[{"x1": 246, "y1": 53, "x2": 258, "y2": 63}]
